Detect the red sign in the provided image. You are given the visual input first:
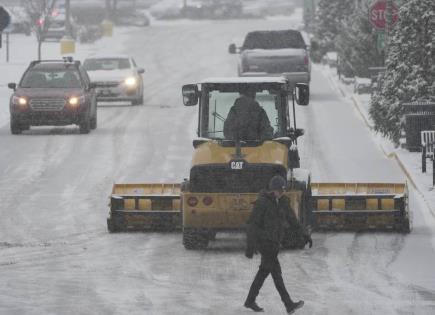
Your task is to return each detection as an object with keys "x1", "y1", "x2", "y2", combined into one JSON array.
[{"x1": 369, "y1": 0, "x2": 399, "y2": 30}]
